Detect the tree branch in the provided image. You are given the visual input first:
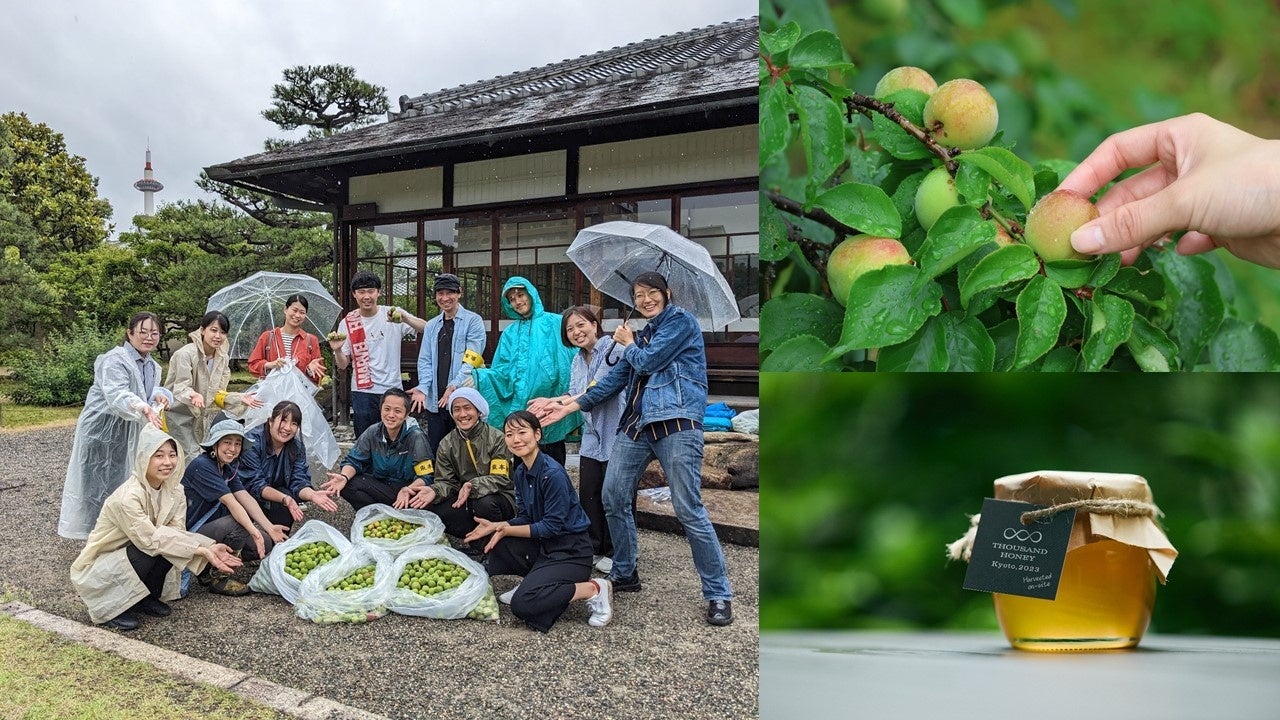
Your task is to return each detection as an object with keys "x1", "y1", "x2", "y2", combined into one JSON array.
[
  {"x1": 844, "y1": 93, "x2": 959, "y2": 172},
  {"x1": 765, "y1": 190, "x2": 860, "y2": 238}
]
